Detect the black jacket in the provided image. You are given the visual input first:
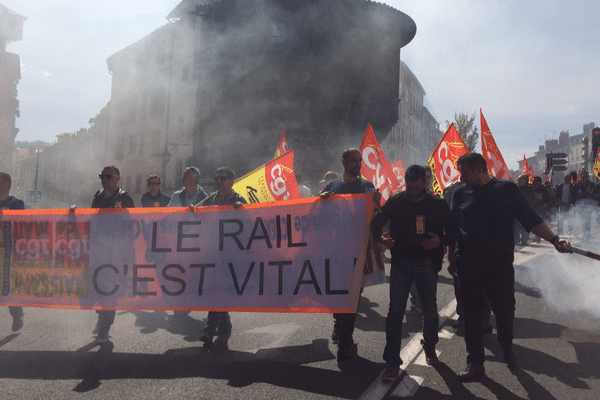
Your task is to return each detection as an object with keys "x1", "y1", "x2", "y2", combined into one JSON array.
[{"x1": 371, "y1": 191, "x2": 458, "y2": 270}]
